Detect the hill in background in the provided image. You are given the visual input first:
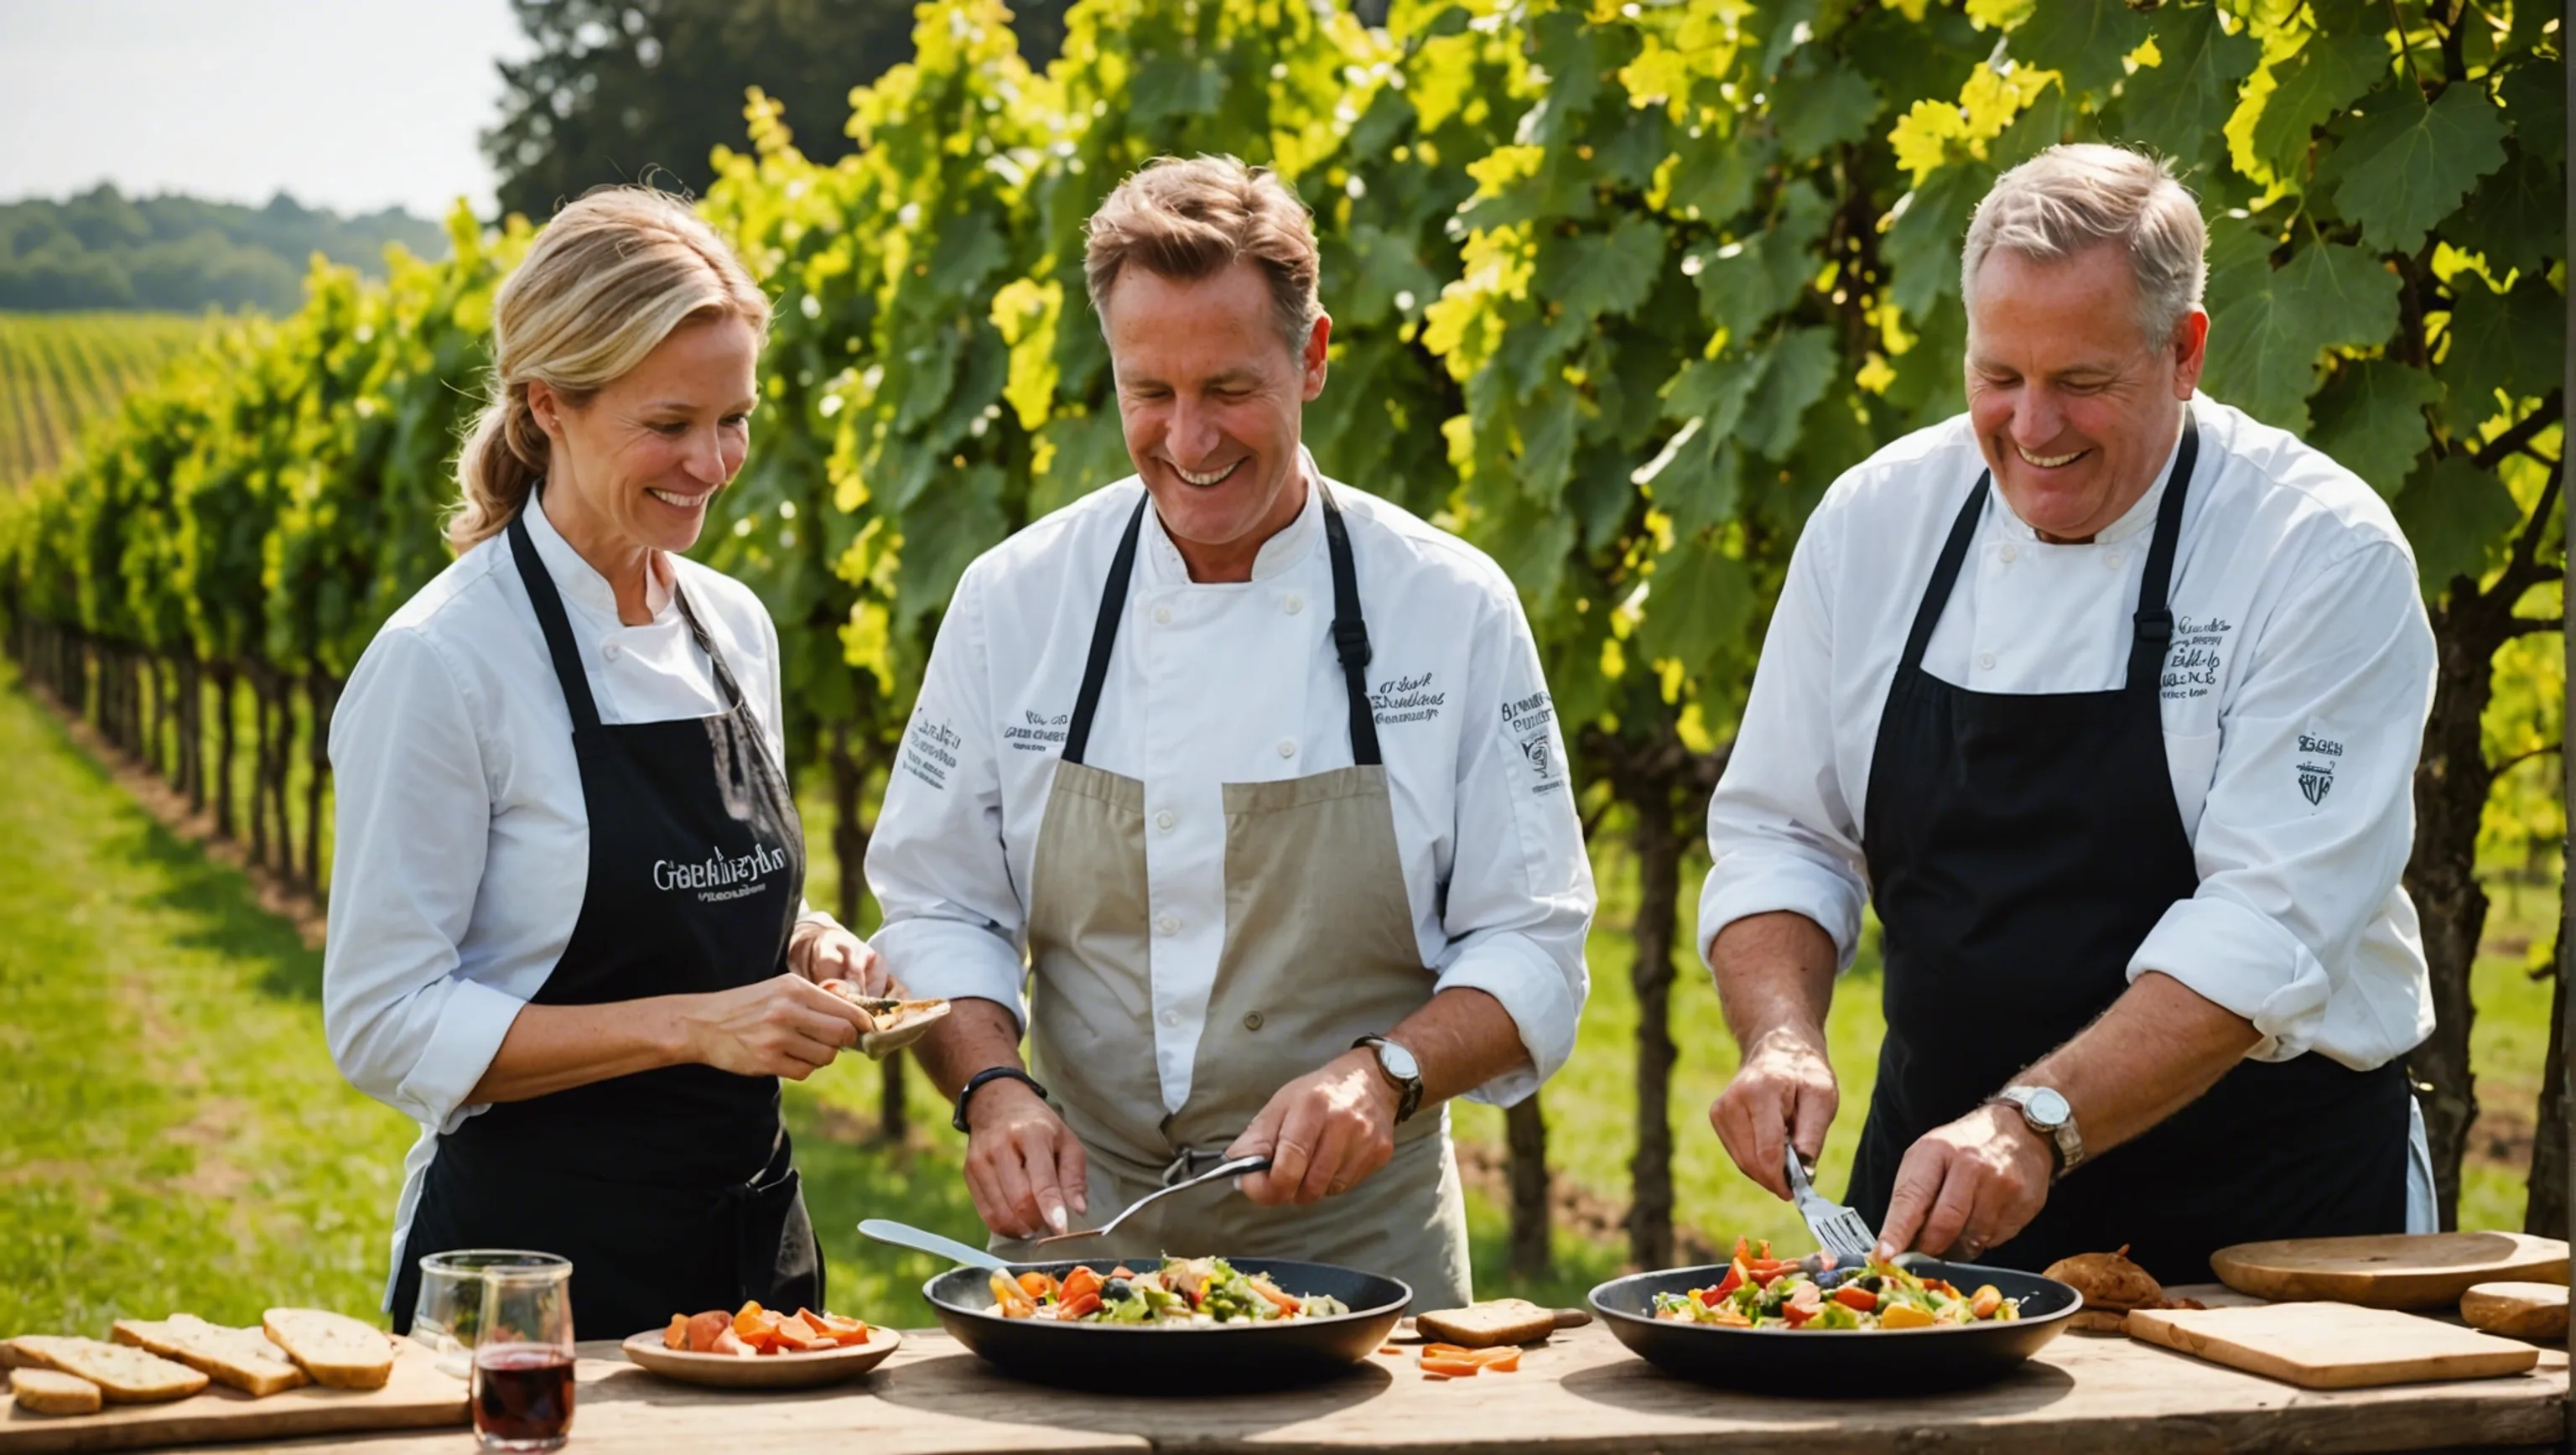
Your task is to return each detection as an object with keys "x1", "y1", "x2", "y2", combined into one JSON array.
[{"x1": 0, "y1": 187, "x2": 446, "y2": 314}]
